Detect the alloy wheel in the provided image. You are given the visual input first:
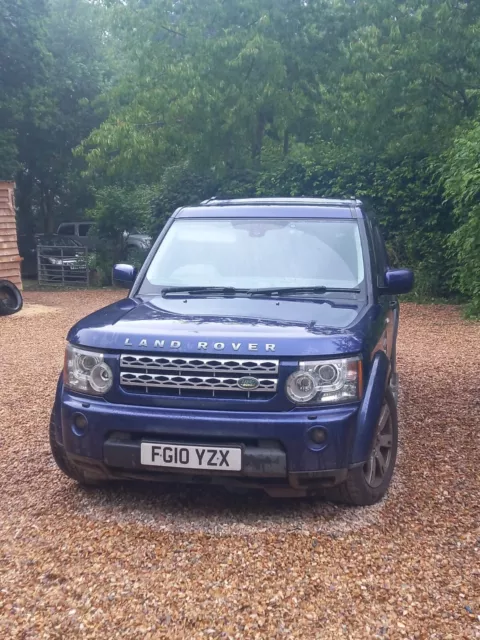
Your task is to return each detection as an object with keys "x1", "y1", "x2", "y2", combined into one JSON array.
[{"x1": 363, "y1": 401, "x2": 394, "y2": 488}]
